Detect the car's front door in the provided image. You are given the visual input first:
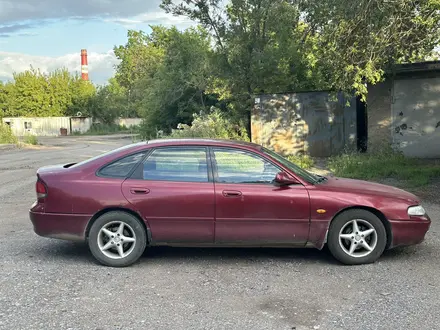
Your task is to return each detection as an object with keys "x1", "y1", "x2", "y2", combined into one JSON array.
[
  {"x1": 122, "y1": 146, "x2": 215, "y2": 244},
  {"x1": 211, "y1": 147, "x2": 310, "y2": 245}
]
